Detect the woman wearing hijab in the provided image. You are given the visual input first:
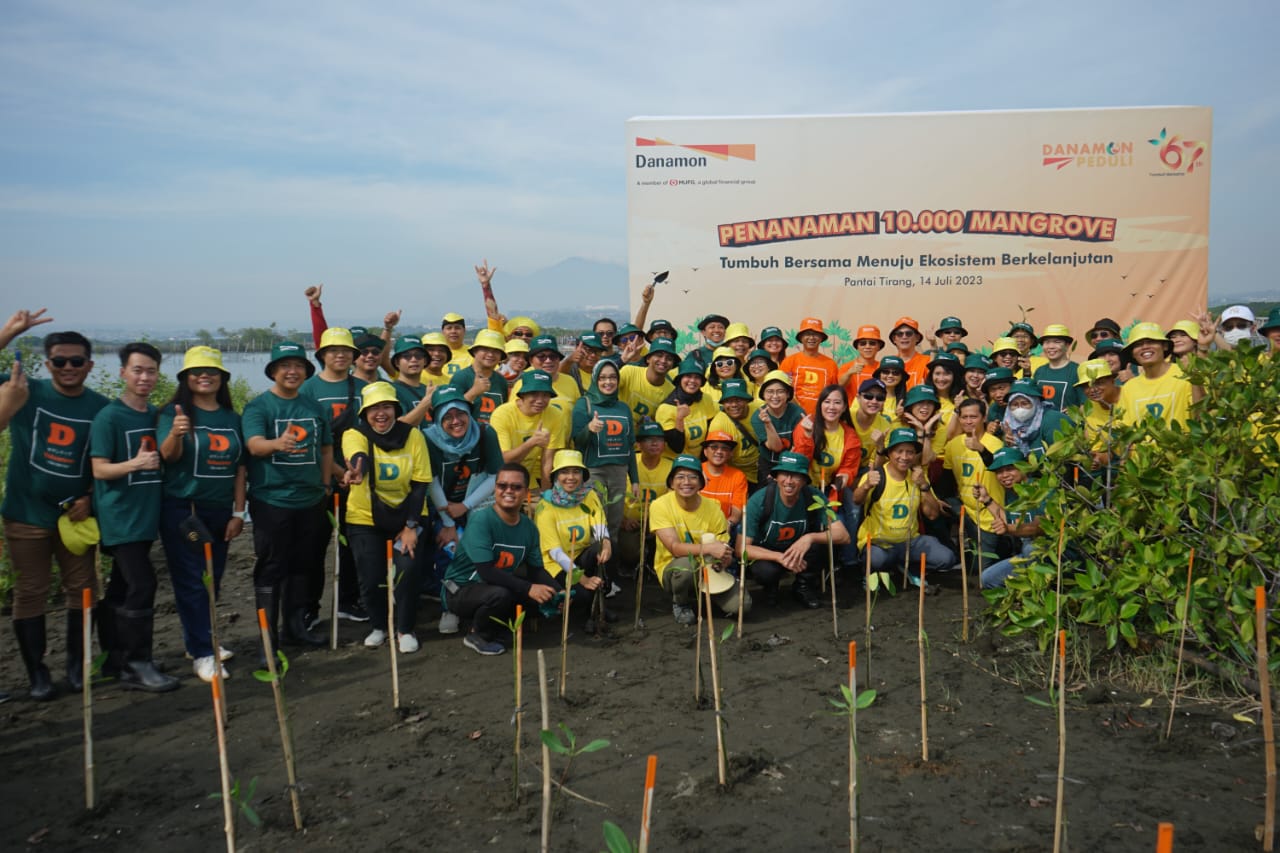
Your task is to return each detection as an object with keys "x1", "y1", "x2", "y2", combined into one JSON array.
[
  {"x1": 571, "y1": 360, "x2": 638, "y2": 552},
  {"x1": 341, "y1": 382, "x2": 433, "y2": 654},
  {"x1": 1000, "y1": 380, "x2": 1068, "y2": 461},
  {"x1": 535, "y1": 451, "x2": 607, "y2": 630},
  {"x1": 157, "y1": 346, "x2": 246, "y2": 682}
]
